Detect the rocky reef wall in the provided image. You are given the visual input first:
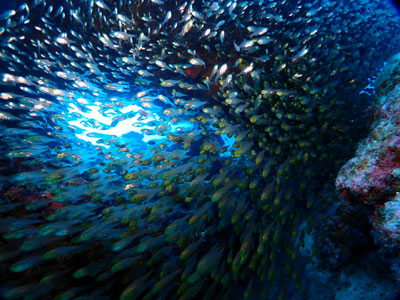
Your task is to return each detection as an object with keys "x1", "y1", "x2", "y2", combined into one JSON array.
[{"x1": 330, "y1": 53, "x2": 400, "y2": 282}]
